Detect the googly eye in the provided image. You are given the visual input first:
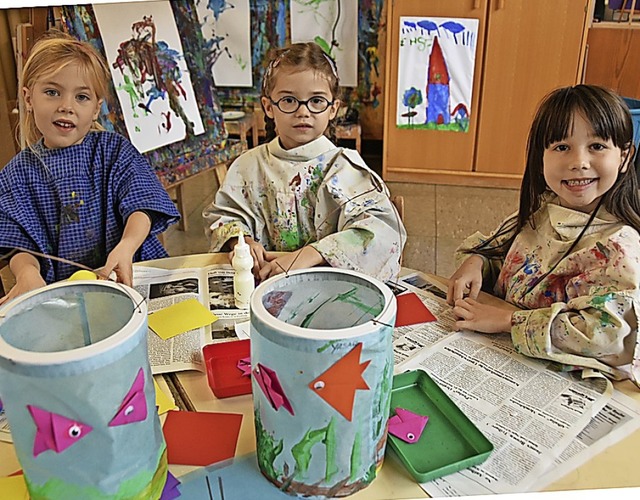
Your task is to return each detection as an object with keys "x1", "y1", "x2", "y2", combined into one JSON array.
[
  {"x1": 314, "y1": 380, "x2": 325, "y2": 390},
  {"x1": 124, "y1": 404, "x2": 135, "y2": 416},
  {"x1": 407, "y1": 433, "x2": 415, "y2": 441},
  {"x1": 68, "y1": 424, "x2": 82, "y2": 438}
]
